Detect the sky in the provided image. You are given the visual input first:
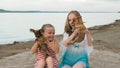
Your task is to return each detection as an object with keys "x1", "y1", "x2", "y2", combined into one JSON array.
[{"x1": 0, "y1": 0, "x2": 120, "y2": 12}]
